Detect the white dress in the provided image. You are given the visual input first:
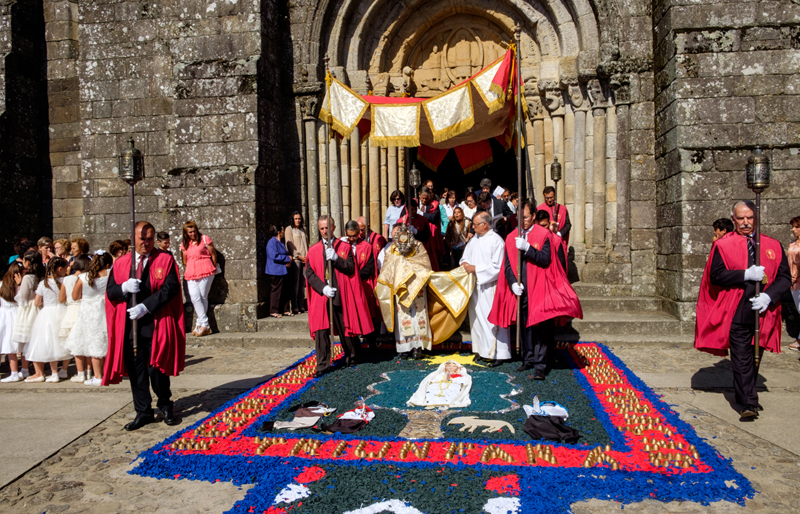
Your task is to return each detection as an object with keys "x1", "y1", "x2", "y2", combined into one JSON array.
[
  {"x1": 12, "y1": 274, "x2": 38, "y2": 345},
  {"x1": 24, "y1": 279, "x2": 70, "y2": 362},
  {"x1": 64, "y1": 273, "x2": 109, "y2": 358},
  {"x1": 58, "y1": 275, "x2": 81, "y2": 339},
  {"x1": 0, "y1": 297, "x2": 18, "y2": 354}
]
